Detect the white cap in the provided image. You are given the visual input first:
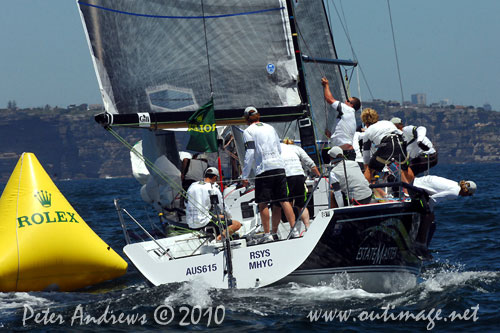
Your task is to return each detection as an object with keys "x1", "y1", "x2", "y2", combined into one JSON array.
[
  {"x1": 390, "y1": 117, "x2": 402, "y2": 125},
  {"x1": 243, "y1": 106, "x2": 258, "y2": 118},
  {"x1": 464, "y1": 180, "x2": 477, "y2": 194},
  {"x1": 328, "y1": 146, "x2": 343, "y2": 159},
  {"x1": 204, "y1": 167, "x2": 219, "y2": 178}
]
